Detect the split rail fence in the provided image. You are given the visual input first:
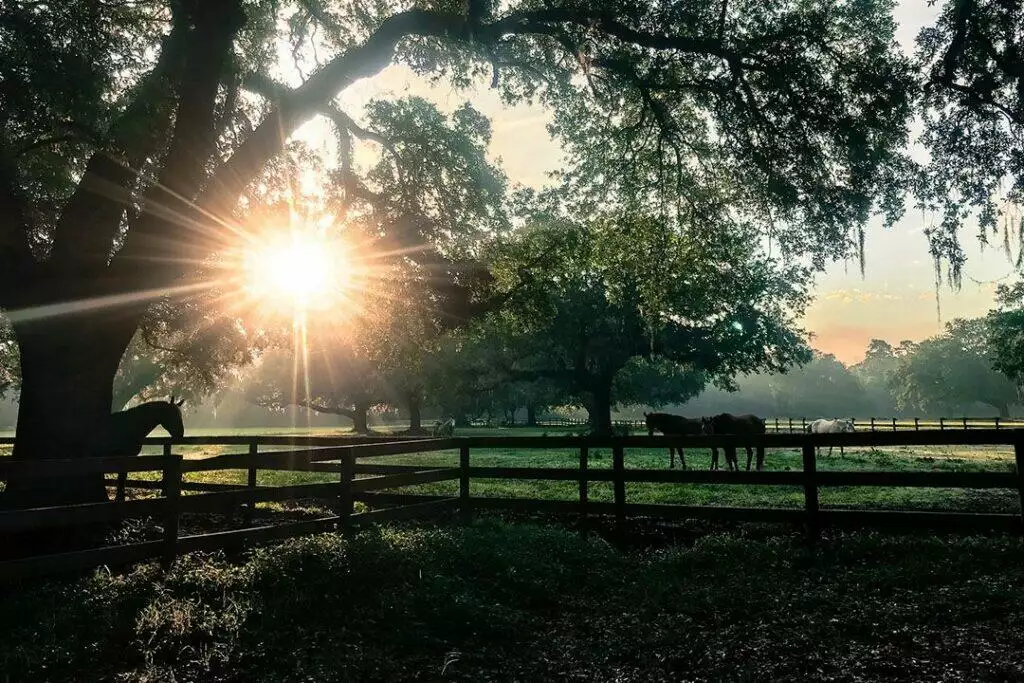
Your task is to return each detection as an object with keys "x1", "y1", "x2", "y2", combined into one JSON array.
[{"x1": 1, "y1": 430, "x2": 1023, "y2": 580}]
